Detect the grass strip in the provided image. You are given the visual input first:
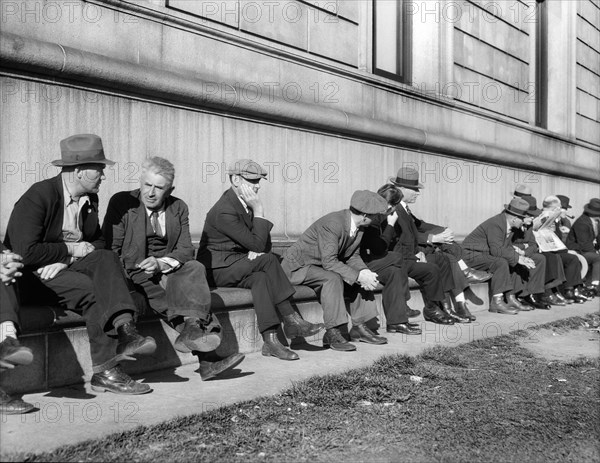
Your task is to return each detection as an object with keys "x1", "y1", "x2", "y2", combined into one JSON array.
[{"x1": 10, "y1": 313, "x2": 600, "y2": 462}]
